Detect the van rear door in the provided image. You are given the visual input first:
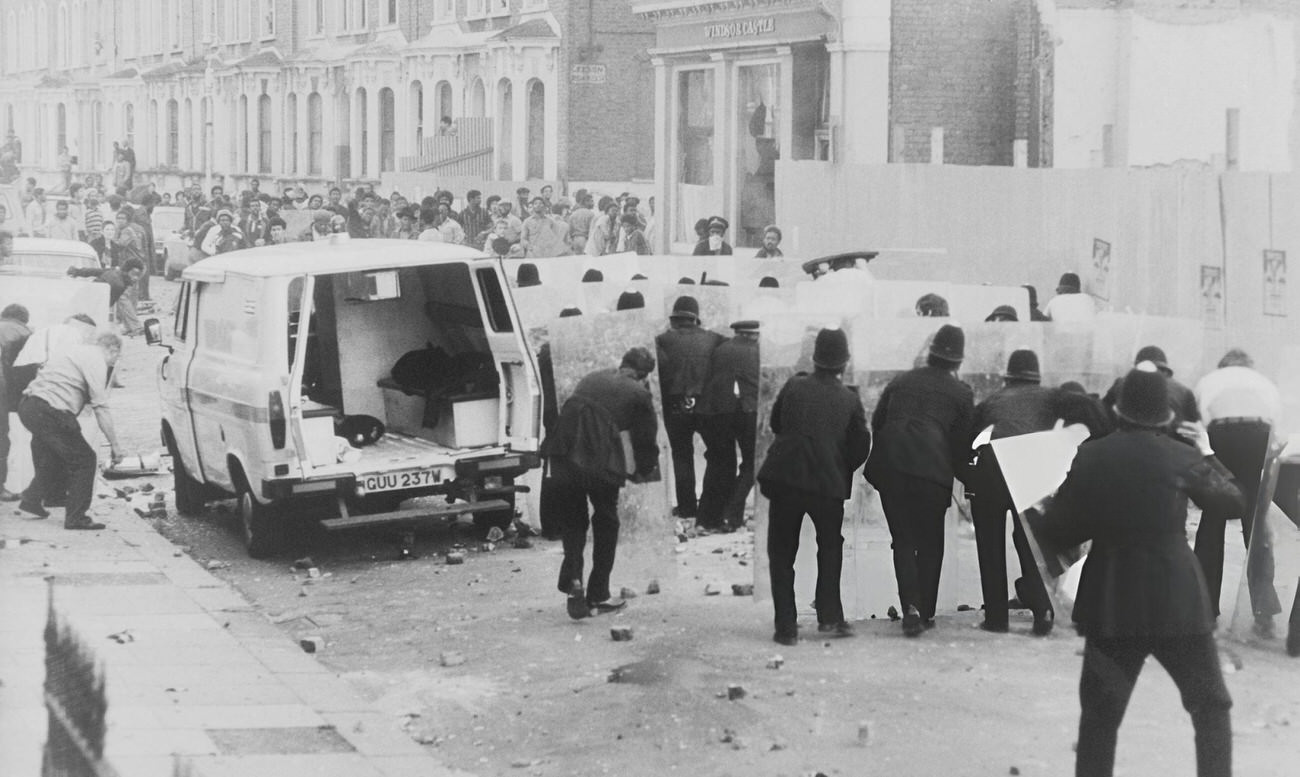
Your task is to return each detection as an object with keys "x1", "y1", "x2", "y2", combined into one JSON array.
[{"x1": 471, "y1": 261, "x2": 541, "y2": 452}]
